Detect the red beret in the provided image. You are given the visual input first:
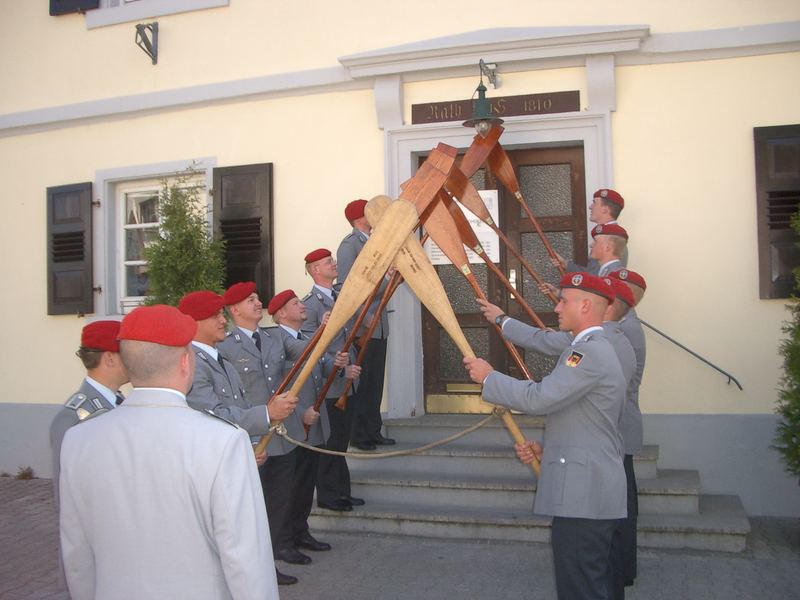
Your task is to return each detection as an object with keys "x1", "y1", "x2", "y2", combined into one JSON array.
[
  {"x1": 178, "y1": 290, "x2": 225, "y2": 321},
  {"x1": 559, "y1": 272, "x2": 615, "y2": 304},
  {"x1": 267, "y1": 289, "x2": 297, "y2": 315},
  {"x1": 81, "y1": 320, "x2": 121, "y2": 353},
  {"x1": 594, "y1": 188, "x2": 624, "y2": 209},
  {"x1": 345, "y1": 199, "x2": 368, "y2": 223},
  {"x1": 608, "y1": 268, "x2": 647, "y2": 291},
  {"x1": 604, "y1": 277, "x2": 635, "y2": 307},
  {"x1": 591, "y1": 223, "x2": 628, "y2": 240},
  {"x1": 305, "y1": 248, "x2": 331, "y2": 264},
  {"x1": 118, "y1": 305, "x2": 197, "y2": 347},
  {"x1": 223, "y1": 281, "x2": 257, "y2": 306}
]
